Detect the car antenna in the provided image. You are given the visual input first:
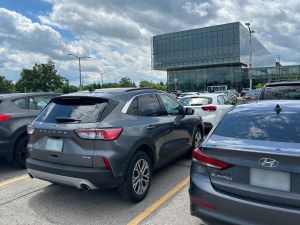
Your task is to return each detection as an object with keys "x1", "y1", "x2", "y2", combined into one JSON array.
[{"x1": 275, "y1": 104, "x2": 282, "y2": 114}]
